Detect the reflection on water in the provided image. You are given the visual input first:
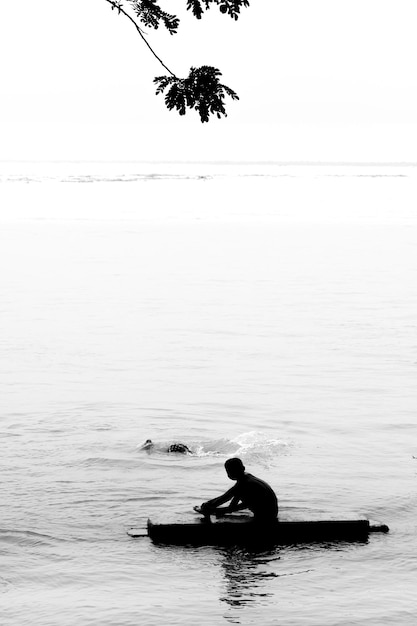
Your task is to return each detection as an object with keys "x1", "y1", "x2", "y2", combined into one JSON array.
[
  {"x1": 220, "y1": 544, "x2": 352, "y2": 624},
  {"x1": 220, "y1": 546, "x2": 279, "y2": 616}
]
